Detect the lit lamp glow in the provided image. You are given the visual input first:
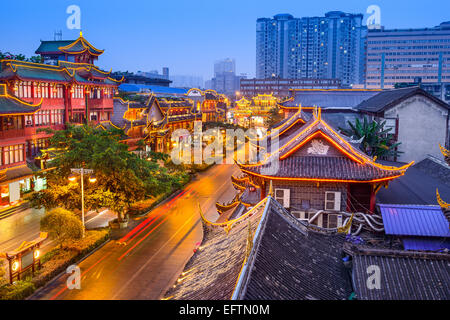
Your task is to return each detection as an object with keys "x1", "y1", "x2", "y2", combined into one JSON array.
[
  {"x1": 11, "y1": 261, "x2": 19, "y2": 272},
  {"x1": 89, "y1": 175, "x2": 97, "y2": 183},
  {"x1": 34, "y1": 249, "x2": 40, "y2": 259},
  {"x1": 68, "y1": 174, "x2": 77, "y2": 182}
]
